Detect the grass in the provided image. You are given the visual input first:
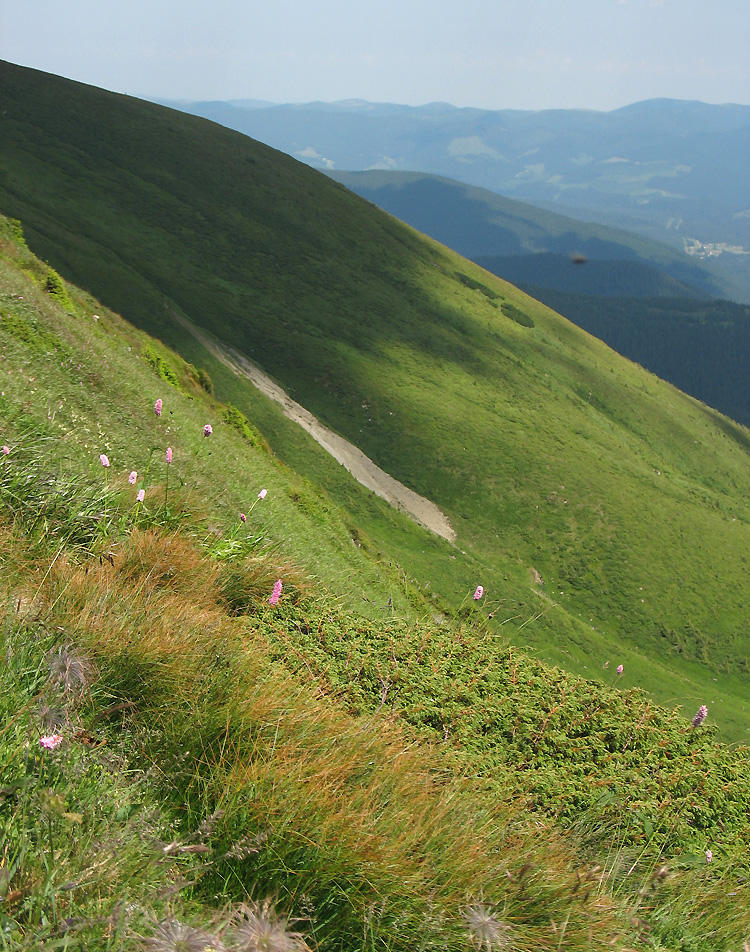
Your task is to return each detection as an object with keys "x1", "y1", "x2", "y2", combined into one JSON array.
[
  {"x1": 1, "y1": 212, "x2": 750, "y2": 950},
  {"x1": 3, "y1": 61, "x2": 750, "y2": 741}
]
